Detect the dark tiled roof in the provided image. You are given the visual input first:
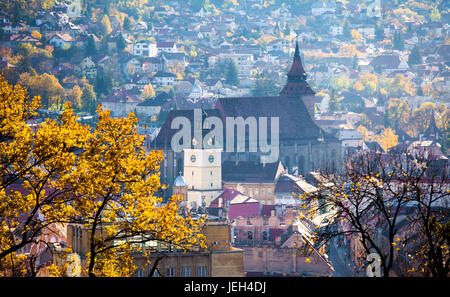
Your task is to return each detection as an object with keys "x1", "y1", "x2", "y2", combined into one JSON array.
[
  {"x1": 150, "y1": 109, "x2": 221, "y2": 150},
  {"x1": 222, "y1": 161, "x2": 282, "y2": 183},
  {"x1": 215, "y1": 96, "x2": 338, "y2": 143},
  {"x1": 274, "y1": 174, "x2": 297, "y2": 193},
  {"x1": 369, "y1": 55, "x2": 401, "y2": 69}
]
